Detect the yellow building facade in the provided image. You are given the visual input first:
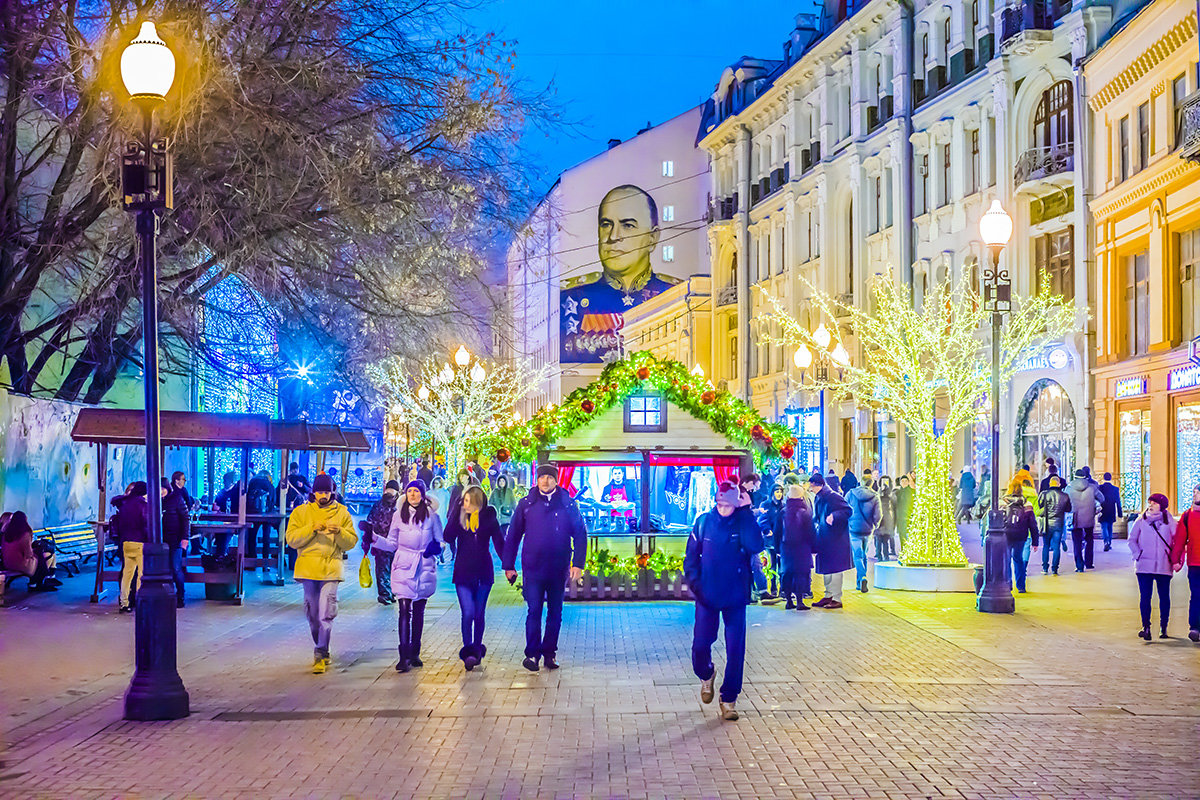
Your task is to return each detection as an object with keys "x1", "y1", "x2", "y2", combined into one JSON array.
[{"x1": 1087, "y1": 0, "x2": 1200, "y2": 514}]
